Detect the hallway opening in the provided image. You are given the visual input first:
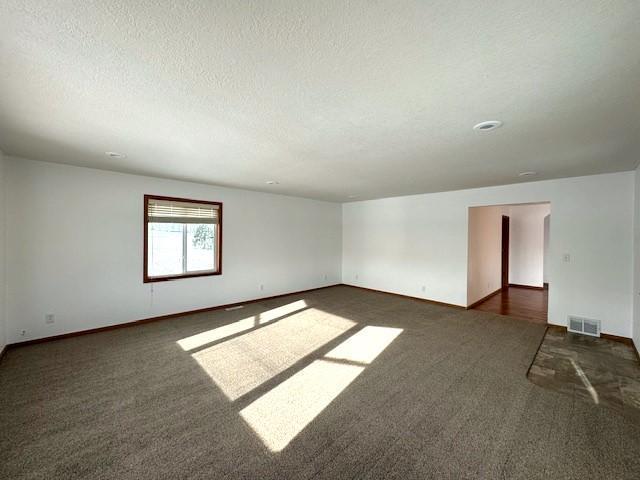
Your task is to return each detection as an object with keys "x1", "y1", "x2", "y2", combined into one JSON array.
[{"x1": 467, "y1": 202, "x2": 551, "y2": 323}]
